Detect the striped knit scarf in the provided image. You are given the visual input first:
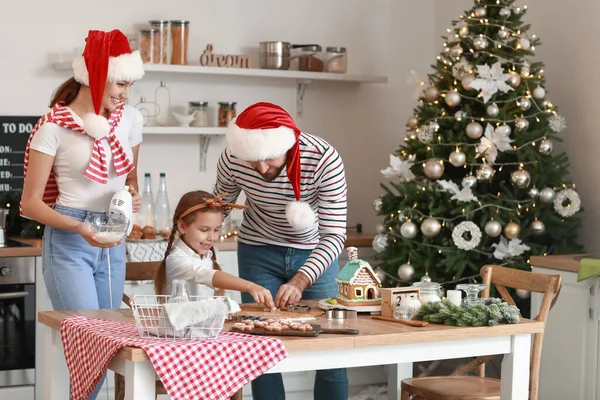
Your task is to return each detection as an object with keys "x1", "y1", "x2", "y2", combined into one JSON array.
[{"x1": 21, "y1": 103, "x2": 134, "y2": 212}]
